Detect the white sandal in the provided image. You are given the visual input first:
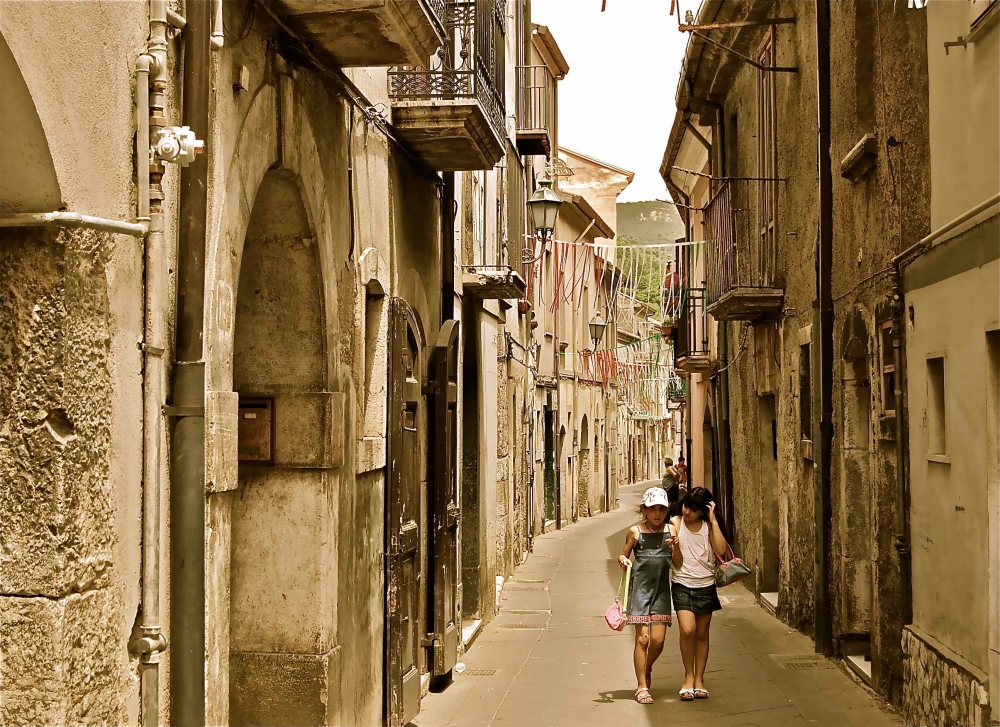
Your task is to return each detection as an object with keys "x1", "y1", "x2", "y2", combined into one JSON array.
[{"x1": 679, "y1": 688, "x2": 695, "y2": 701}]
